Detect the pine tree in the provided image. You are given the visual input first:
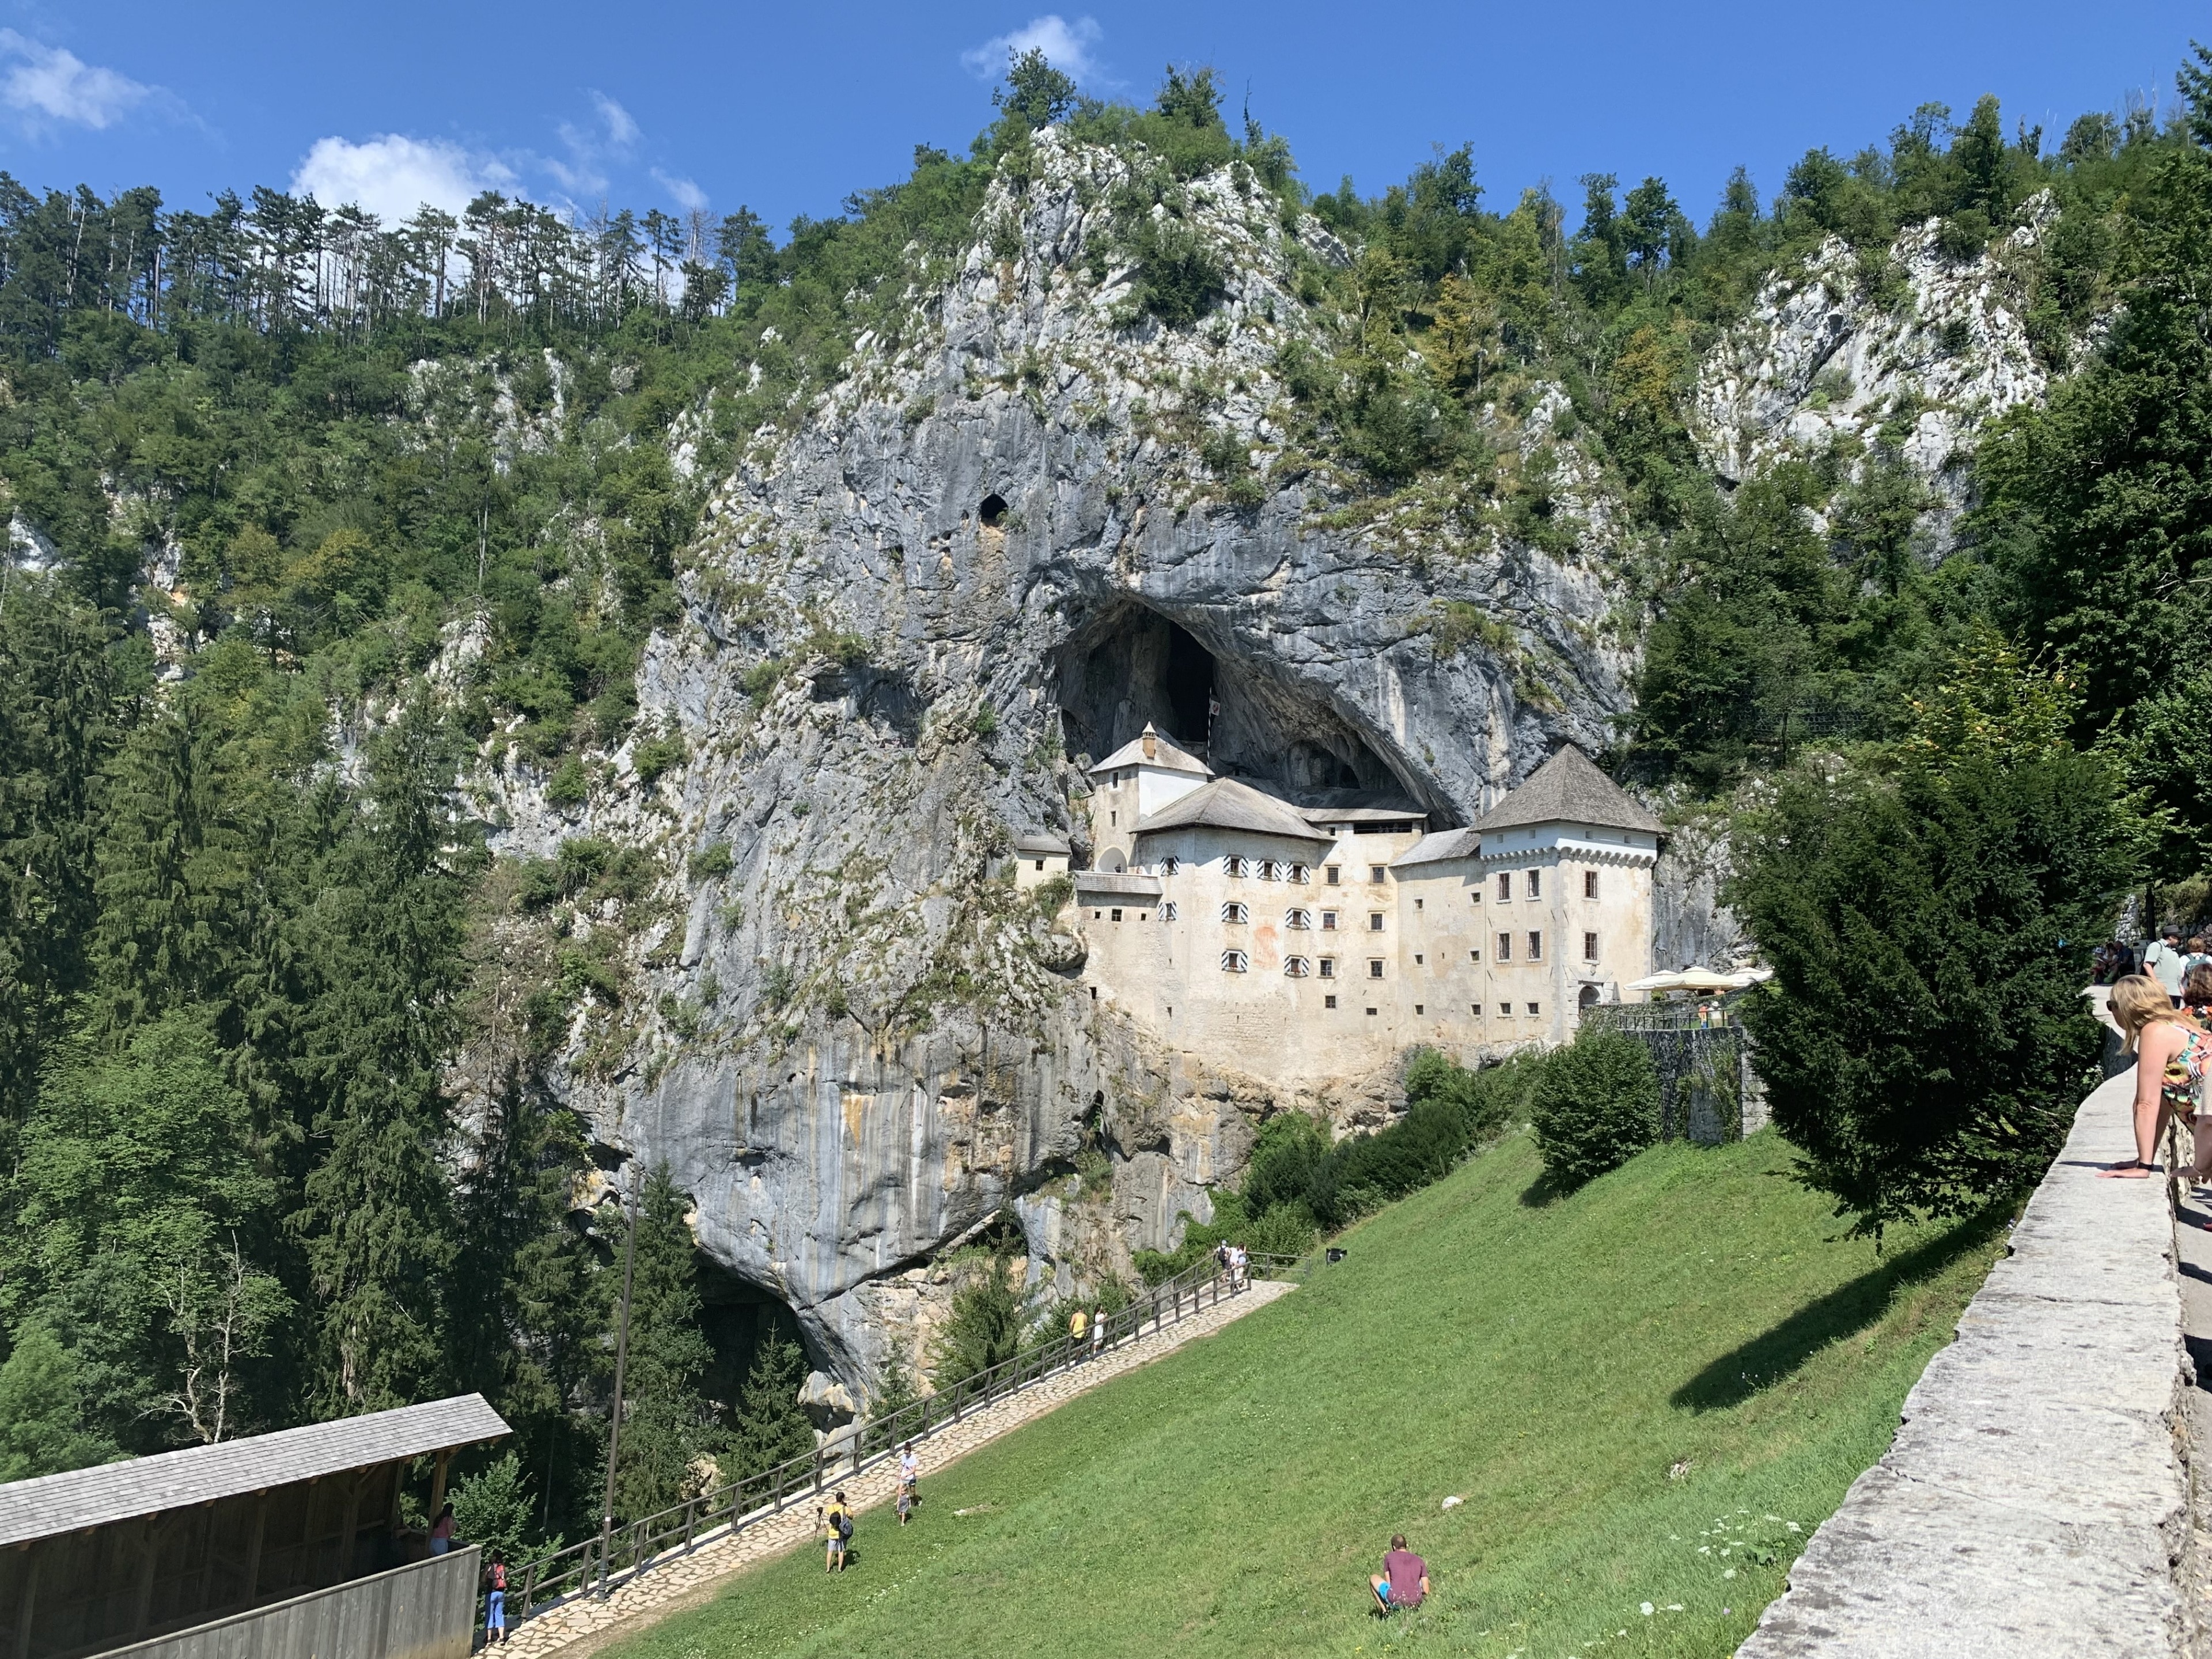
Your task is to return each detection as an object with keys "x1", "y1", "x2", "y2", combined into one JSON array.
[{"x1": 607, "y1": 1165, "x2": 720, "y2": 1519}]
